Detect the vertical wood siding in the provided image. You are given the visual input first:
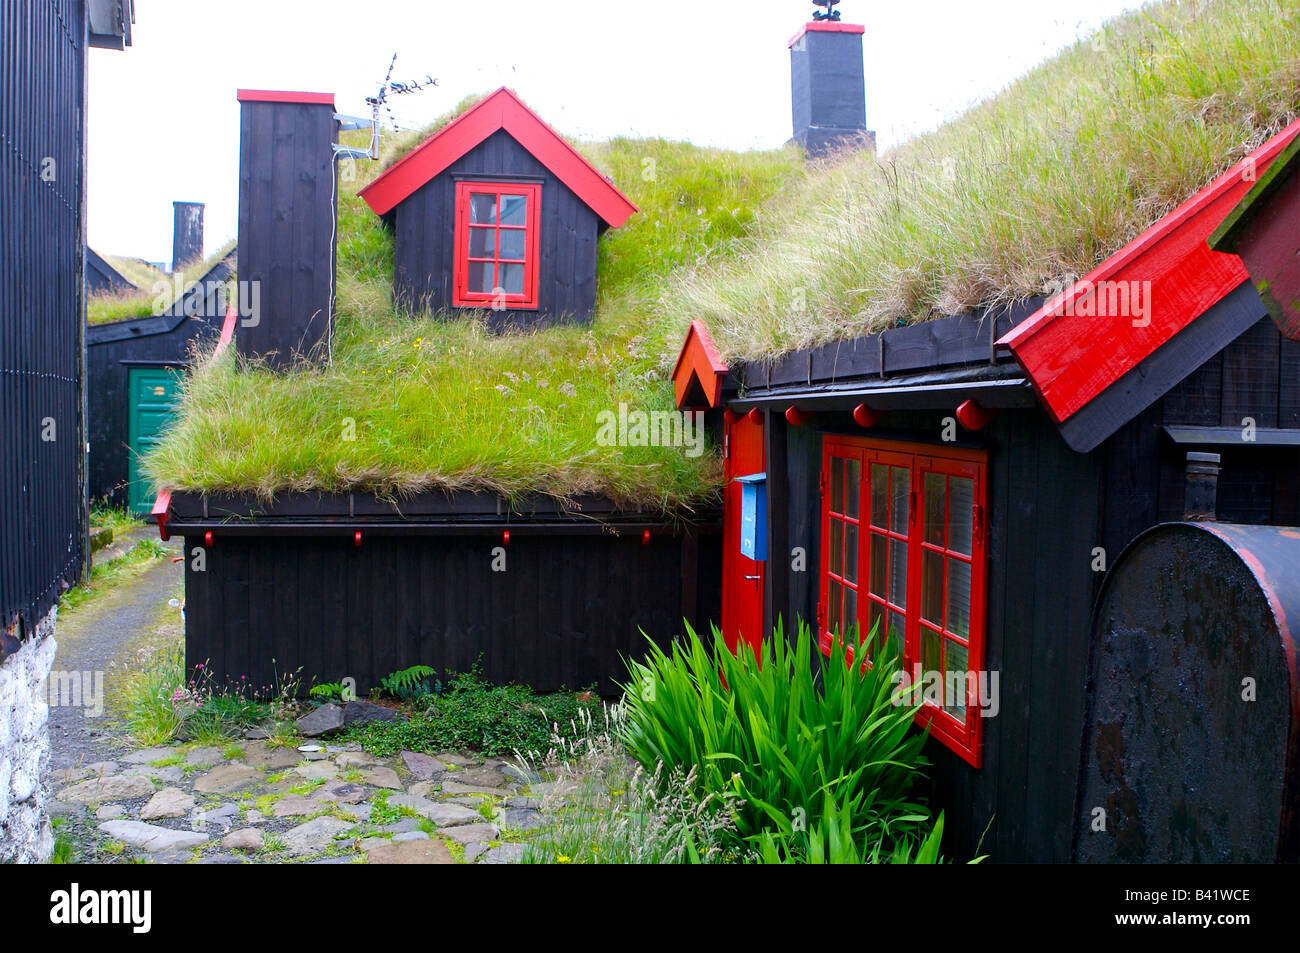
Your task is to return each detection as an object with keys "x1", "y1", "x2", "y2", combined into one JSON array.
[
  {"x1": 0, "y1": 0, "x2": 87, "y2": 634},
  {"x1": 184, "y1": 529, "x2": 721, "y2": 696},
  {"x1": 392, "y1": 129, "x2": 601, "y2": 329}
]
